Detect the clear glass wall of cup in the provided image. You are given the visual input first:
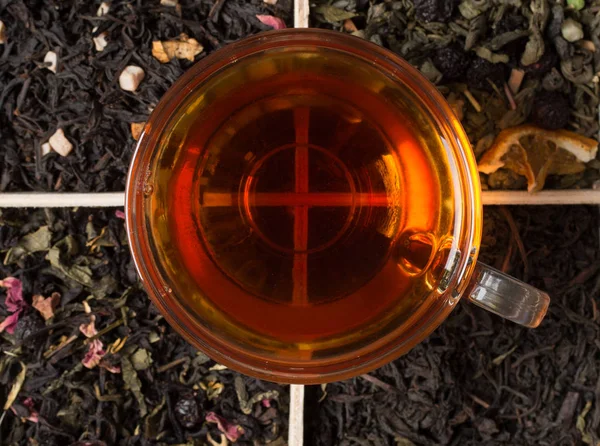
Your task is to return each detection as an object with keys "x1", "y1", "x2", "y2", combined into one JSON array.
[{"x1": 126, "y1": 30, "x2": 550, "y2": 384}]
